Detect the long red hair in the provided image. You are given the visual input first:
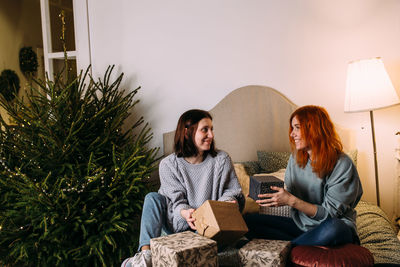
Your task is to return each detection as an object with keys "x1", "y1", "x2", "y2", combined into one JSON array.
[{"x1": 289, "y1": 105, "x2": 343, "y2": 178}]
